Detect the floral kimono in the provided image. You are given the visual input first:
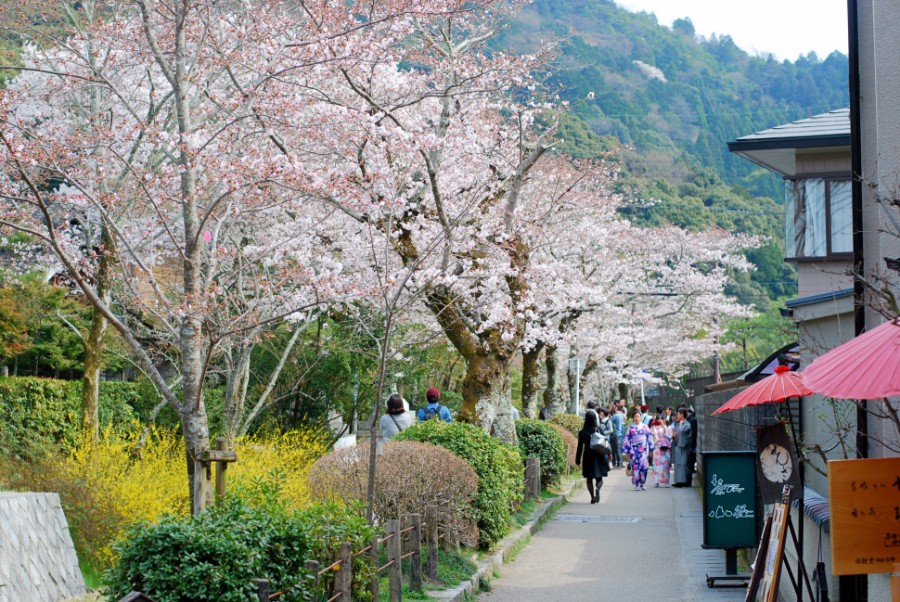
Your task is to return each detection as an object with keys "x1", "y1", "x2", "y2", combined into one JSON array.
[
  {"x1": 650, "y1": 424, "x2": 672, "y2": 487},
  {"x1": 622, "y1": 421, "x2": 655, "y2": 489}
]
